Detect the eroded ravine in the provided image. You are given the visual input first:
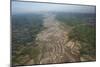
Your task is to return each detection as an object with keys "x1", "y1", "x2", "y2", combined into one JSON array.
[{"x1": 35, "y1": 14, "x2": 80, "y2": 64}]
